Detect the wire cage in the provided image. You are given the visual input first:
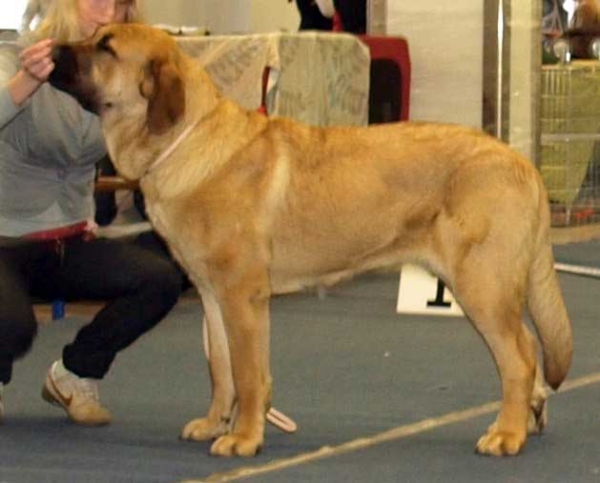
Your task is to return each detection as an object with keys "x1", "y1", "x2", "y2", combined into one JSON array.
[{"x1": 541, "y1": 60, "x2": 600, "y2": 226}]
